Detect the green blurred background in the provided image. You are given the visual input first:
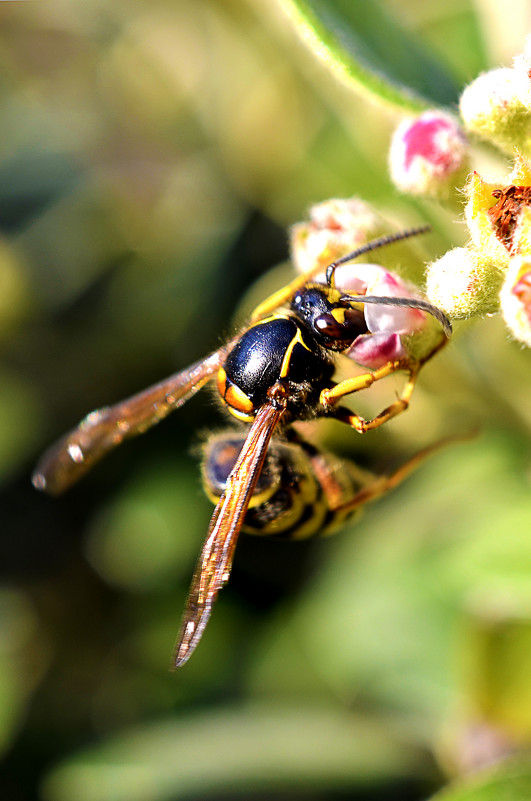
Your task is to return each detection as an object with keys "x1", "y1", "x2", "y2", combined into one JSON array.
[{"x1": 1, "y1": 1, "x2": 531, "y2": 800}]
